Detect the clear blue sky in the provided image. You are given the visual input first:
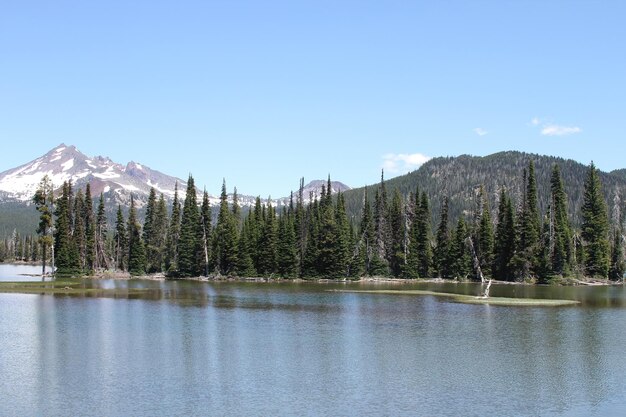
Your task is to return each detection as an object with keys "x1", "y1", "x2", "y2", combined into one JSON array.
[{"x1": 1, "y1": 1, "x2": 624, "y2": 197}]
